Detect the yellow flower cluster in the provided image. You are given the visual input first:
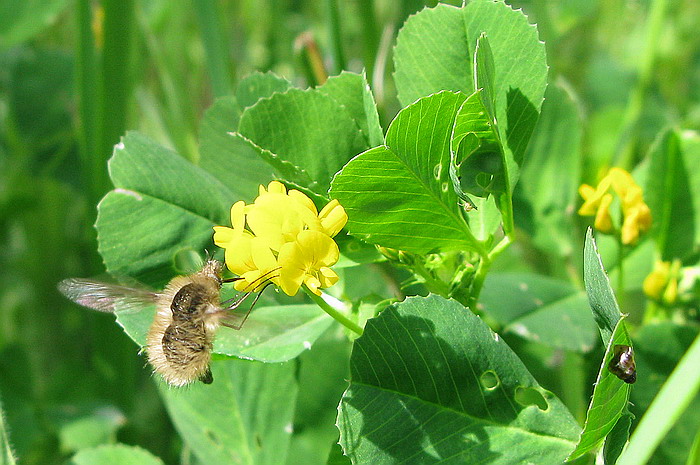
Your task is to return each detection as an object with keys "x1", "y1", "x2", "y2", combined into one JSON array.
[
  {"x1": 578, "y1": 167, "x2": 652, "y2": 245},
  {"x1": 643, "y1": 259, "x2": 680, "y2": 305},
  {"x1": 213, "y1": 181, "x2": 348, "y2": 296}
]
